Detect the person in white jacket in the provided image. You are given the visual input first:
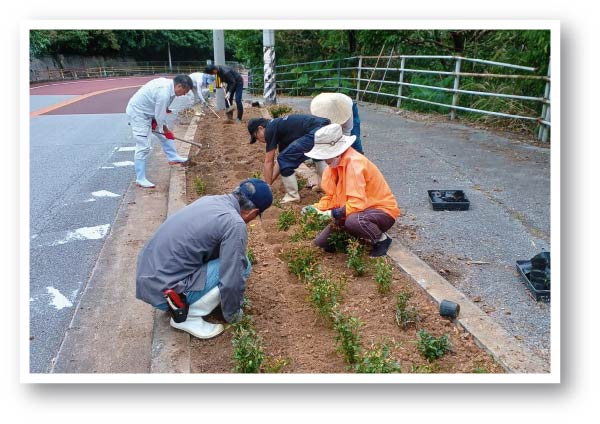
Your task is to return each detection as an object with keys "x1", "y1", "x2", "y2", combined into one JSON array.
[
  {"x1": 189, "y1": 72, "x2": 215, "y2": 105},
  {"x1": 126, "y1": 75, "x2": 193, "y2": 188}
]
